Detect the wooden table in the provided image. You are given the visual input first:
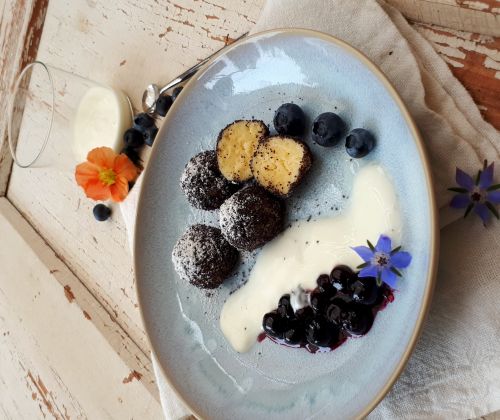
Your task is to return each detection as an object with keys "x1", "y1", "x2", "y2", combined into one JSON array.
[{"x1": 0, "y1": 0, "x2": 499, "y2": 418}]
